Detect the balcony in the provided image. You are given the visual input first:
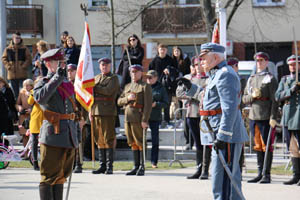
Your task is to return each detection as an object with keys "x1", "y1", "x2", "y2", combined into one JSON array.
[
  {"x1": 6, "y1": 5, "x2": 43, "y2": 37},
  {"x1": 142, "y1": 6, "x2": 206, "y2": 35}
]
